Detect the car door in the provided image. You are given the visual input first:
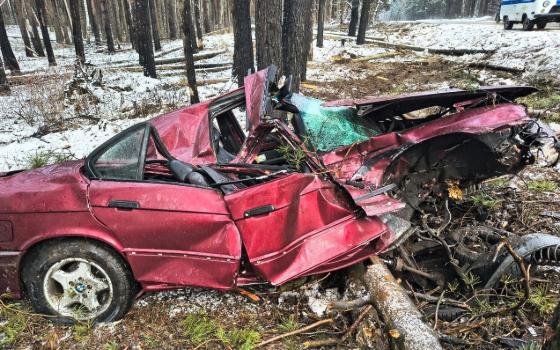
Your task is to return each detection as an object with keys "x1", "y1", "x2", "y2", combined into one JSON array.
[
  {"x1": 85, "y1": 124, "x2": 242, "y2": 290},
  {"x1": 223, "y1": 172, "x2": 390, "y2": 285}
]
